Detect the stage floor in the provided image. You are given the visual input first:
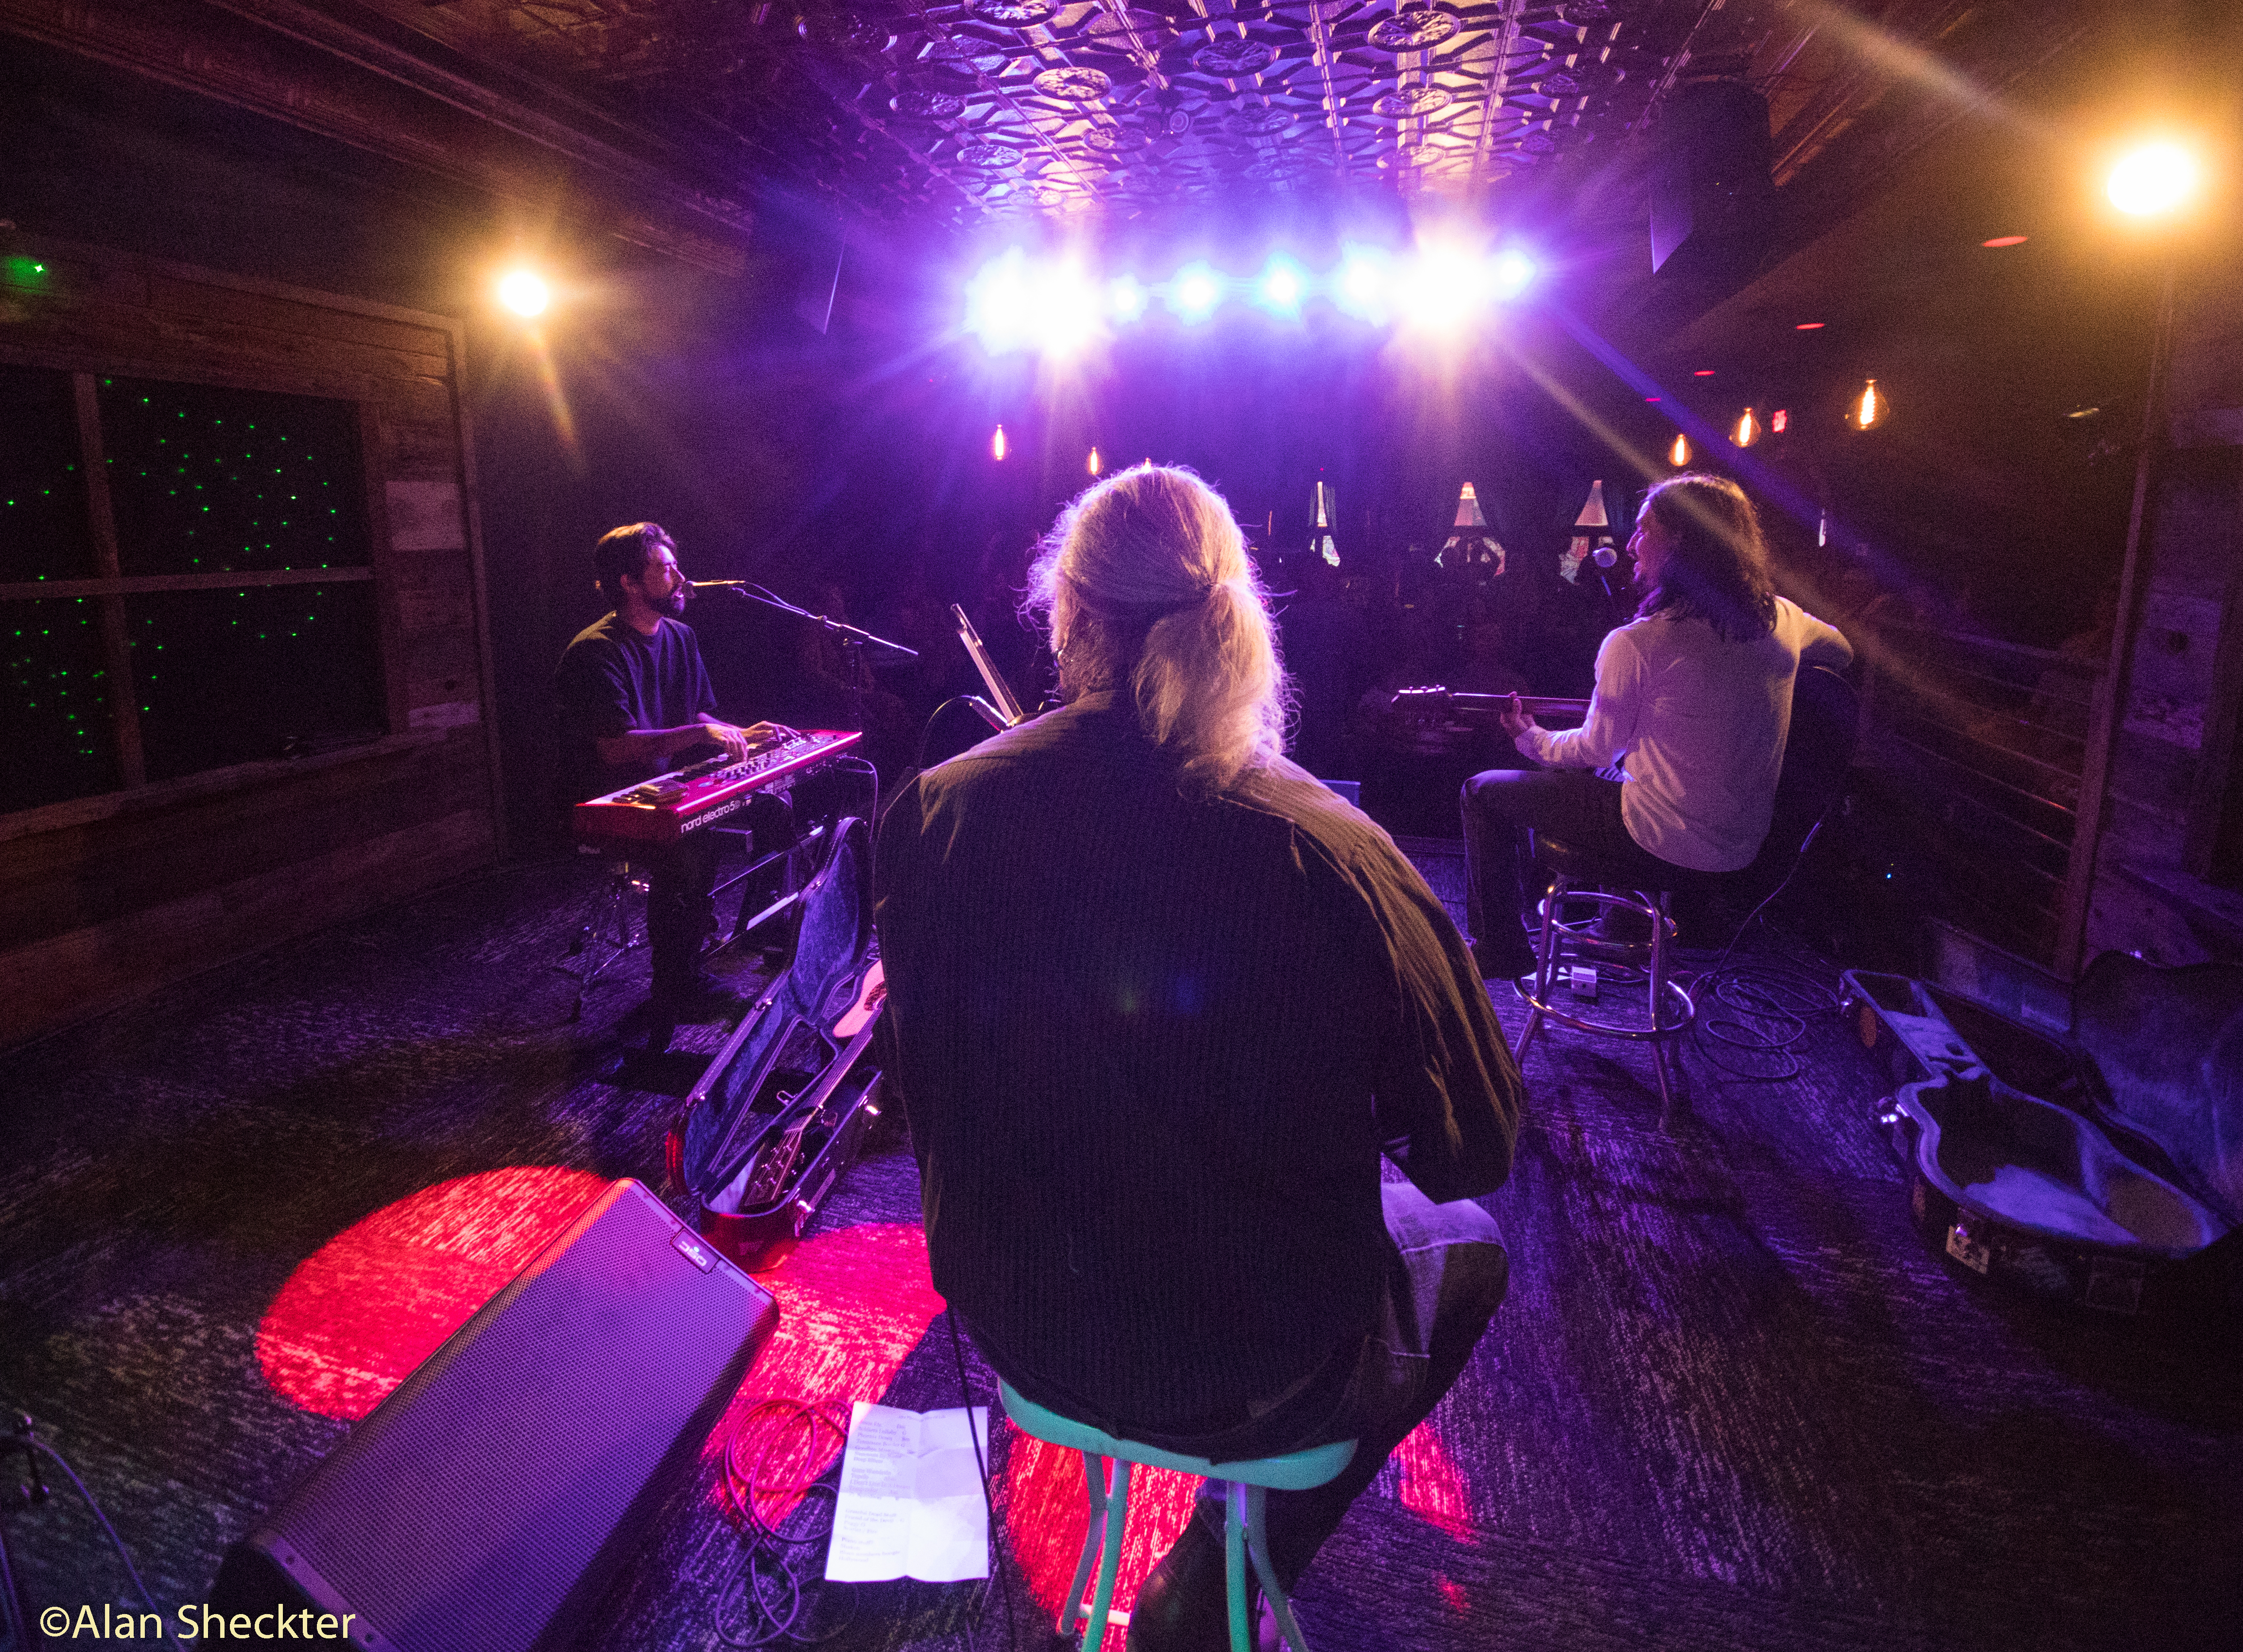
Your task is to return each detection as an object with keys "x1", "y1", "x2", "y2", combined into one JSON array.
[{"x1": 1, "y1": 849, "x2": 2235, "y2": 1652}]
